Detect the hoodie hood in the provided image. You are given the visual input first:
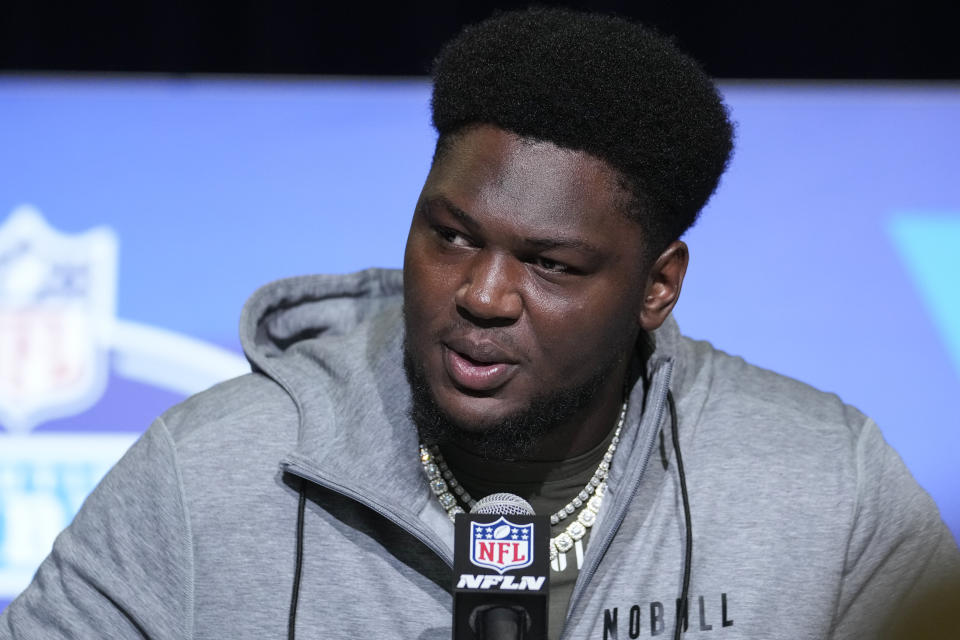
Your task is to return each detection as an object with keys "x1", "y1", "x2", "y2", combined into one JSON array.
[{"x1": 239, "y1": 269, "x2": 437, "y2": 528}]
